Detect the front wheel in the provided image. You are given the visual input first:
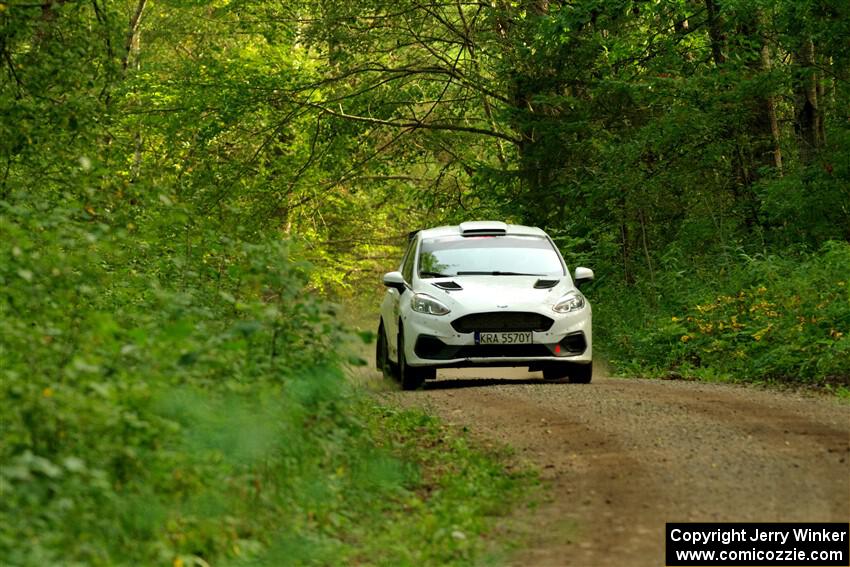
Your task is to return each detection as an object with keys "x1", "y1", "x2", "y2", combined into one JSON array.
[
  {"x1": 543, "y1": 362, "x2": 592, "y2": 384},
  {"x1": 542, "y1": 364, "x2": 569, "y2": 383},
  {"x1": 568, "y1": 363, "x2": 592, "y2": 384},
  {"x1": 377, "y1": 323, "x2": 397, "y2": 380},
  {"x1": 397, "y1": 329, "x2": 433, "y2": 390}
]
